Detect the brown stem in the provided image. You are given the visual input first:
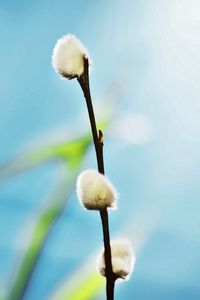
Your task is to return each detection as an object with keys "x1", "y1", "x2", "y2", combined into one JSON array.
[
  {"x1": 100, "y1": 210, "x2": 116, "y2": 299},
  {"x1": 77, "y1": 56, "x2": 115, "y2": 299}
]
